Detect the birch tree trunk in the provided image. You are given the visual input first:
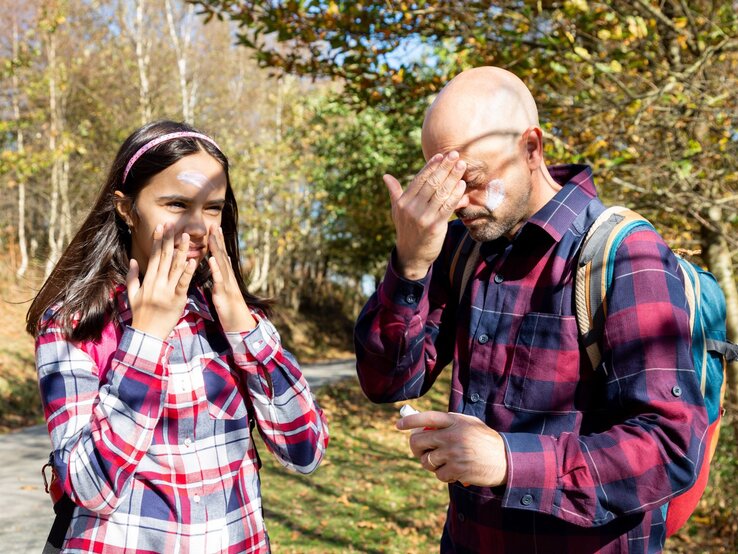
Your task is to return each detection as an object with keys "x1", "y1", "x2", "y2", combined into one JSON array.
[
  {"x1": 12, "y1": 14, "x2": 28, "y2": 279},
  {"x1": 248, "y1": 222, "x2": 272, "y2": 294},
  {"x1": 45, "y1": 28, "x2": 61, "y2": 278},
  {"x1": 164, "y1": 0, "x2": 197, "y2": 122},
  {"x1": 134, "y1": 0, "x2": 152, "y2": 124}
]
